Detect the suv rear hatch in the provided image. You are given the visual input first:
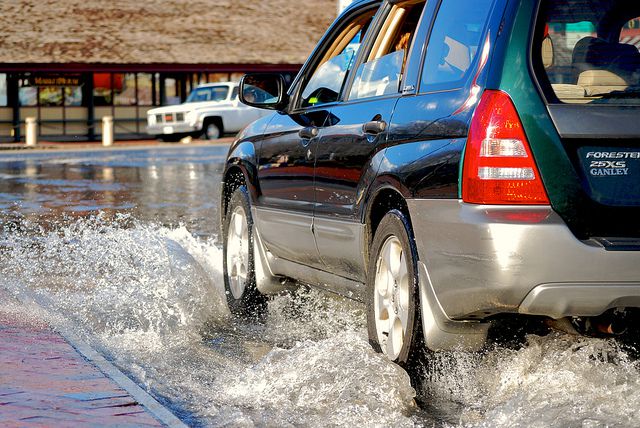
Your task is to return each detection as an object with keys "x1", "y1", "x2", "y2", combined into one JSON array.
[{"x1": 531, "y1": 0, "x2": 640, "y2": 241}]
